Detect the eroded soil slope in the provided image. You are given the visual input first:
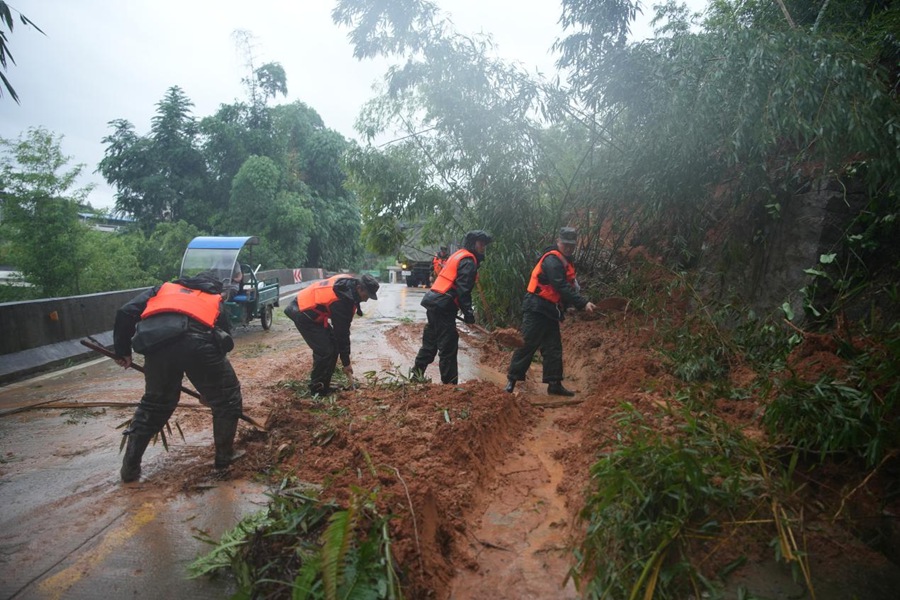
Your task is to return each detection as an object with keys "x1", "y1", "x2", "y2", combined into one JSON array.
[{"x1": 43, "y1": 284, "x2": 898, "y2": 600}]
